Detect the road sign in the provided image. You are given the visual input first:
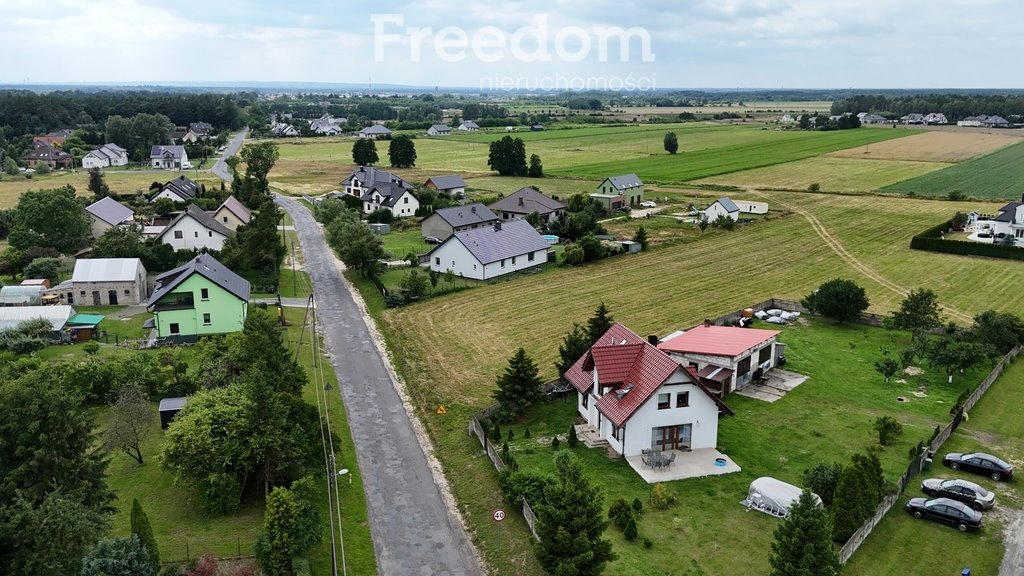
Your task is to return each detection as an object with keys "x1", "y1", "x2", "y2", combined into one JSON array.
[{"x1": 493, "y1": 509, "x2": 505, "y2": 522}]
